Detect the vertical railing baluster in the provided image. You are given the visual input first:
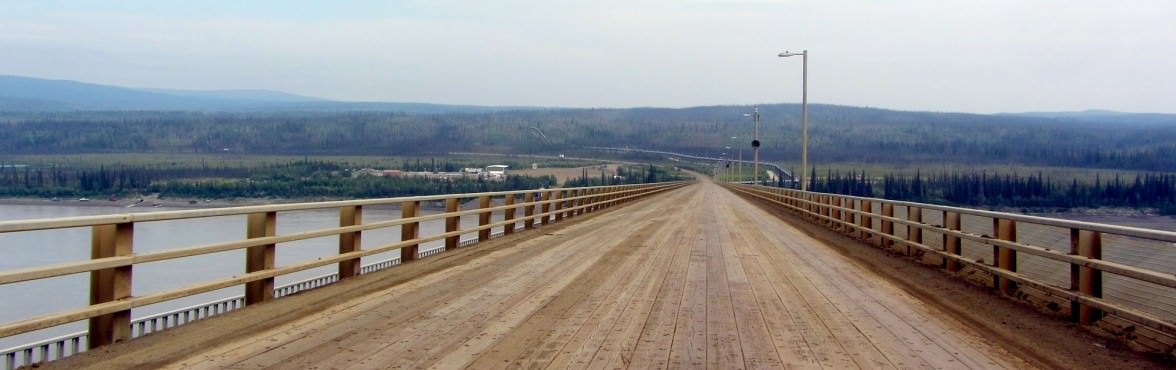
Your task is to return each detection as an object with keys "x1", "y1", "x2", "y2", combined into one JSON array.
[
  {"x1": 338, "y1": 205, "x2": 362, "y2": 280},
  {"x1": 504, "y1": 193, "x2": 517, "y2": 235},
  {"x1": 478, "y1": 195, "x2": 491, "y2": 242},
  {"x1": 907, "y1": 206, "x2": 922, "y2": 256},
  {"x1": 1071, "y1": 229, "x2": 1104, "y2": 324},
  {"x1": 553, "y1": 190, "x2": 565, "y2": 222},
  {"x1": 859, "y1": 200, "x2": 873, "y2": 241},
  {"x1": 245, "y1": 211, "x2": 276, "y2": 306},
  {"x1": 401, "y1": 200, "x2": 420, "y2": 262},
  {"x1": 993, "y1": 218, "x2": 1018, "y2": 294},
  {"x1": 944, "y1": 211, "x2": 962, "y2": 272},
  {"x1": 881, "y1": 203, "x2": 894, "y2": 249},
  {"x1": 88, "y1": 221, "x2": 133, "y2": 349},
  {"x1": 523, "y1": 192, "x2": 536, "y2": 230},
  {"x1": 445, "y1": 197, "x2": 460, "y2": 250}
]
